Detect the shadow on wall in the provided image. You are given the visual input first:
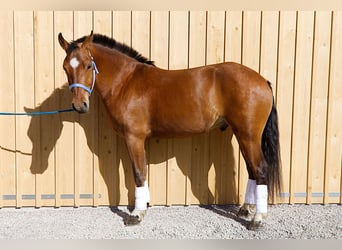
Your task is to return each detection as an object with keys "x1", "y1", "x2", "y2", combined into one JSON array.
[{"x1": 25, "y1": 85, "x2": 238, "y2": 207}]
